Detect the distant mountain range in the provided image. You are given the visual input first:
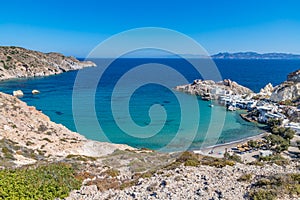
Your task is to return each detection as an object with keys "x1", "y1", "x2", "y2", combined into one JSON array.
[{"x1": 211, "y1": 52, "x2": 300, "y2": 59}]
